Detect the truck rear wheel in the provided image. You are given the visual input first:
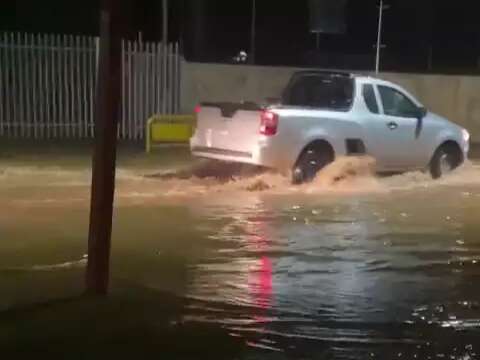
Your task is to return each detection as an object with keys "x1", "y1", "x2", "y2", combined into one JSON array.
[{"x1": 292, "y1": 142, "x2": 334, "y2": 184}]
